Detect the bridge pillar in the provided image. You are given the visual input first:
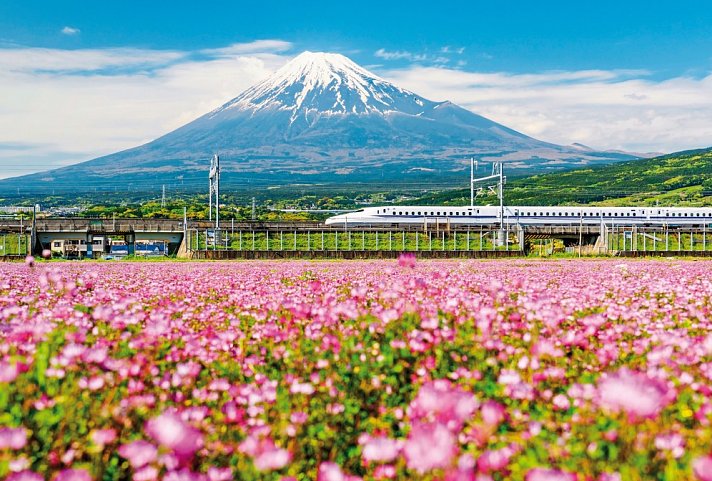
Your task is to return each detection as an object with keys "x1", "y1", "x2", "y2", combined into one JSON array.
[
  {"x1": 125, "y1": 233, "x2": 135, "y2": 256},
  {"x1": 86, "y1": 233, "x2": 93, "y2": 259}
]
